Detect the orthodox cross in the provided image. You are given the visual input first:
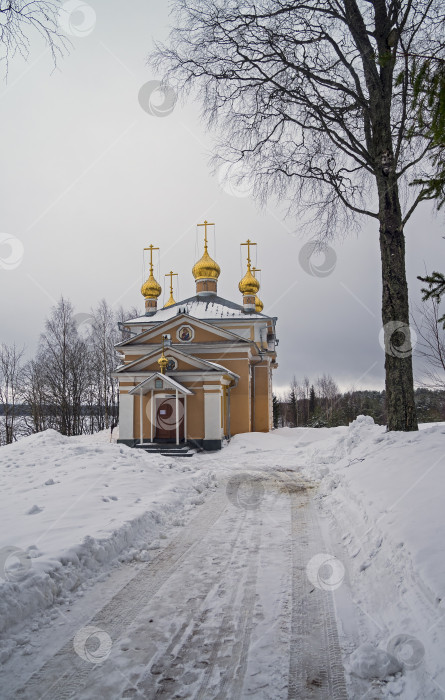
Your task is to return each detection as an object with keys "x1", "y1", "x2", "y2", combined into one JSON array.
[
  {"x1": 144, "y1": 244, "x2": 159, "y2": 274},
  {"x1": 241, "y1": 239, "x2": 257, "y2": 269},
  {"x1": 165, "y1": 270, "x2": 178, "y2": 296},
  {"x1": 197, "y1": 220, "x2": 215, "y2": 252}
]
